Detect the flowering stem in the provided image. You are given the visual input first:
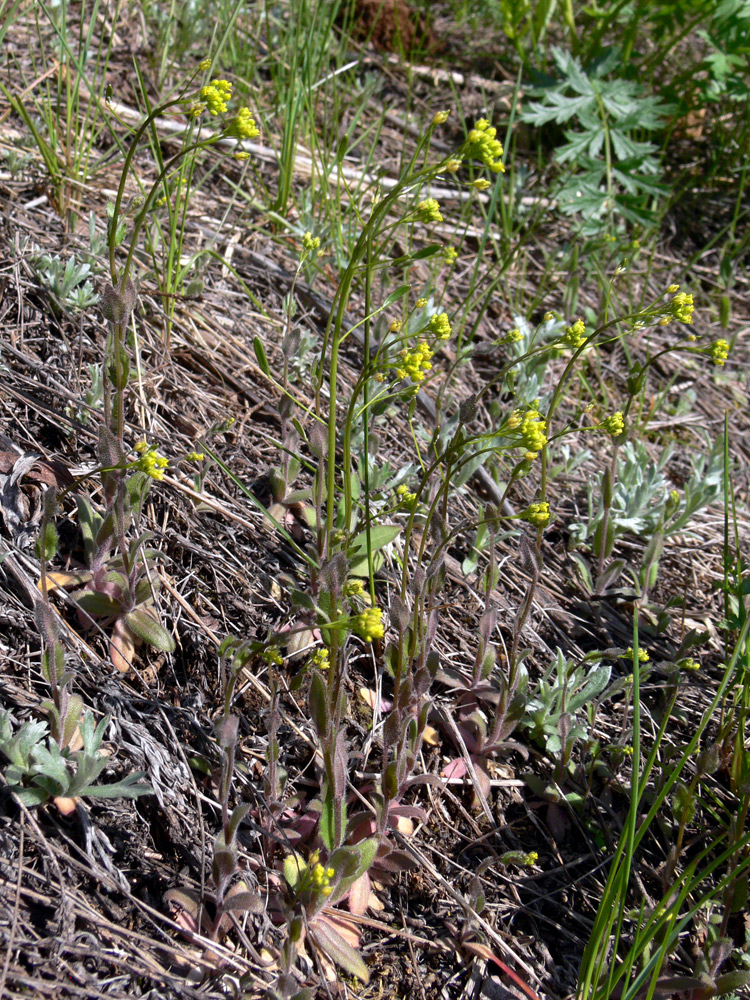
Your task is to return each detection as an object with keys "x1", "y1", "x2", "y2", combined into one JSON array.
[
  {"x1": 108, "y1": 97, "x2": 190, "y2": 286},
  {"x1": 118, "y1": 135, "x2": 218, "y2": 293}
]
